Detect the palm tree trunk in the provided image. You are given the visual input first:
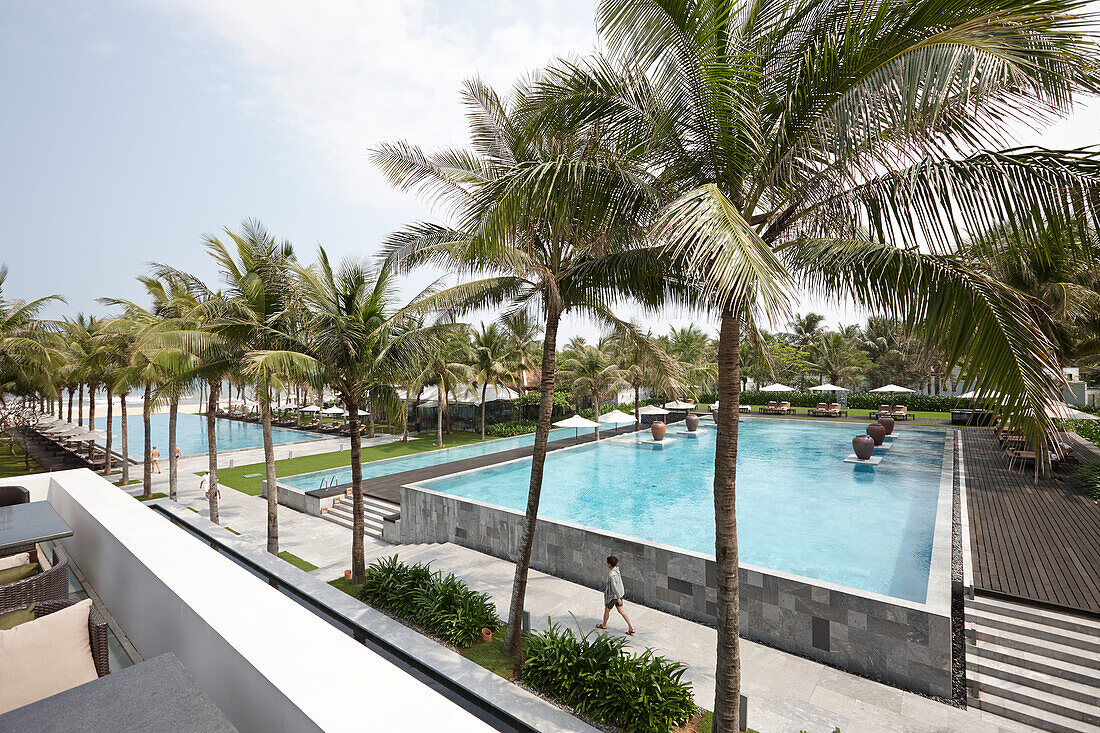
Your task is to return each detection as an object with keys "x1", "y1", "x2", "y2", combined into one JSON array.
[
  {"x1": 206, "y1": 381, "x2": 221, "y2": 524},
  {"x1": 261, "y1": 376, "x2": 279, "y2": 555},
  {"x1": 503, "y1": 307, "x2": 561, "y2": 659},
  {"x1": 87, "y1": 385, "x2": 96, "y2": 459},
  {"x1": 436, "y1": 379, "x2": 445, "y2": 447},
  {"x1": 401, "y1": 391, "x2": 411, "y2": 442},
  {"x1": 713, "y1": 308, "x2": 742, "y2": 730},
  {"x1": 142, "y1": 384, "x2": 152, "y2": 498},
  {"x1": 634, "y1": 384, "x2": 641, "y2": 429},
  {"x1": 168, "y1": 396, "x2": 179, "y2": 501},
  {"x1": 104, "y1": 387, "x2": 113, "y2": 475},
  {"x1": 347, "y1": 396, "x2": 366, "y2": 583},
  {"x1": 119, "y1": 392, "x2": 129, "y2": 485},
  {"x1": 367, "y1": 395, "x2": 376, "y2": 438},
  {"x1": 67, "y1": 387, "x2": 73, "y2": 423},
  {"x1": 594, "y1": 392, "x2": 601, "y2": 440},
  {"x1": 481, "y1": 382, "x2": 488, "y2": 439},
  {"x1": 78, "y1": 384, "x2": 84, "y2": 426}
]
